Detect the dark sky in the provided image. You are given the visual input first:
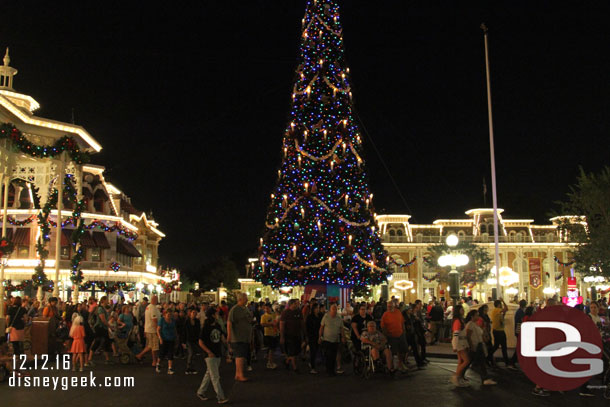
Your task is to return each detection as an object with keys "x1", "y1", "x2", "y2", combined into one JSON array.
[{"x1": 1, "y1": 0, "x2": 608, "y2": 274}]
